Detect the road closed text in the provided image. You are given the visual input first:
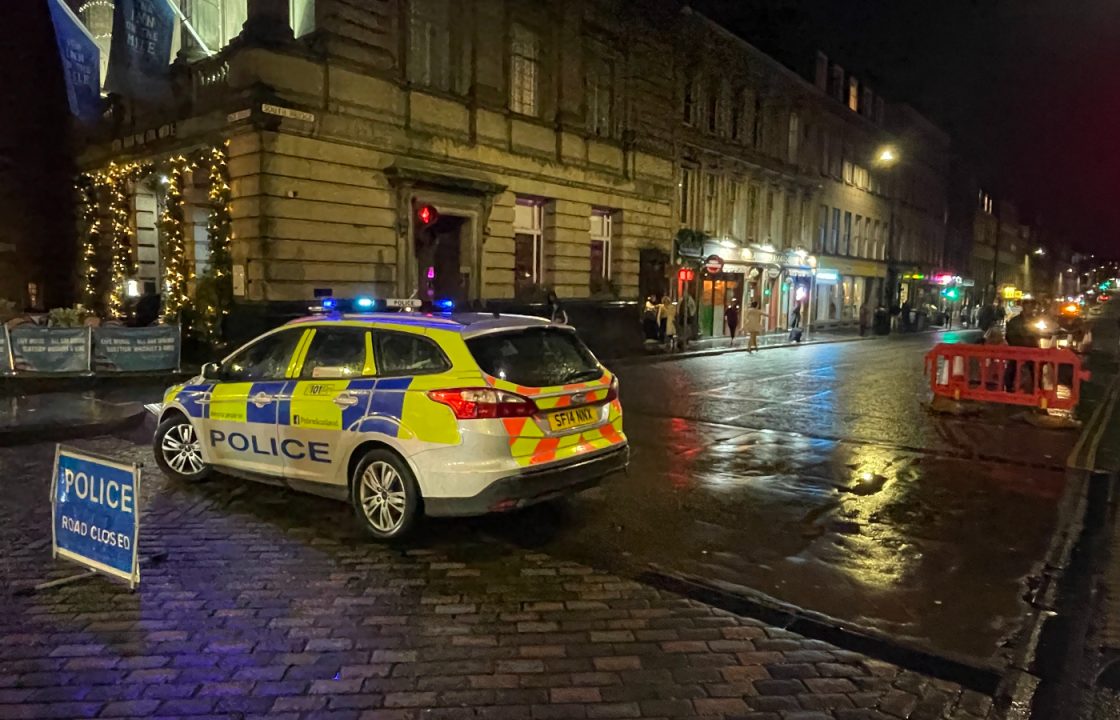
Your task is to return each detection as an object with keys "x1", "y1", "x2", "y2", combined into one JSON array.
[{"x1": 58, "y1": 515, "x2": 132, "y2": 549}]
